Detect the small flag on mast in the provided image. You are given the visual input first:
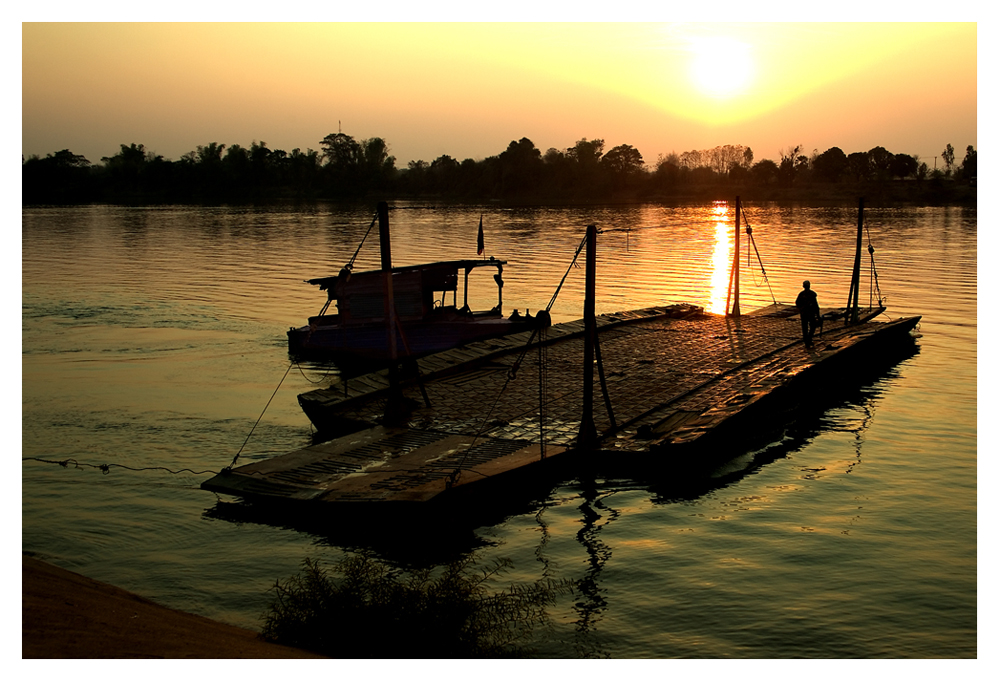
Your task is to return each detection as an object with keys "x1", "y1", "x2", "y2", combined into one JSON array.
[{"x1": 477, "y1": 214, "x2": 484, "y2": 256}]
